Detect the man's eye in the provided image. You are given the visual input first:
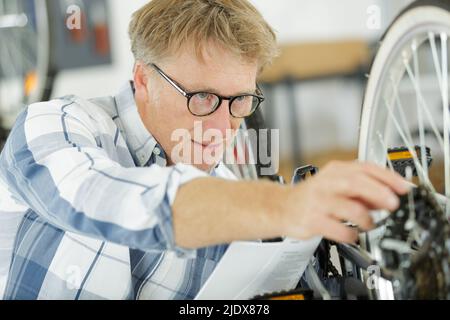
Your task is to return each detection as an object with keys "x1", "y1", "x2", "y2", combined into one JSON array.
[
  {"x1": 197, "y1": 93, "x2": 210, "y2": 99},
  {"x1": 235, "y1": 95, "x2": 253, "y2": 103}
]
